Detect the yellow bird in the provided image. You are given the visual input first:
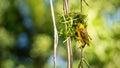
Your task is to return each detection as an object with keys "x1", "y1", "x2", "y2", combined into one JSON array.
[{"x1": 76, "y1": 22, "x2": 91, "y2": 48}]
